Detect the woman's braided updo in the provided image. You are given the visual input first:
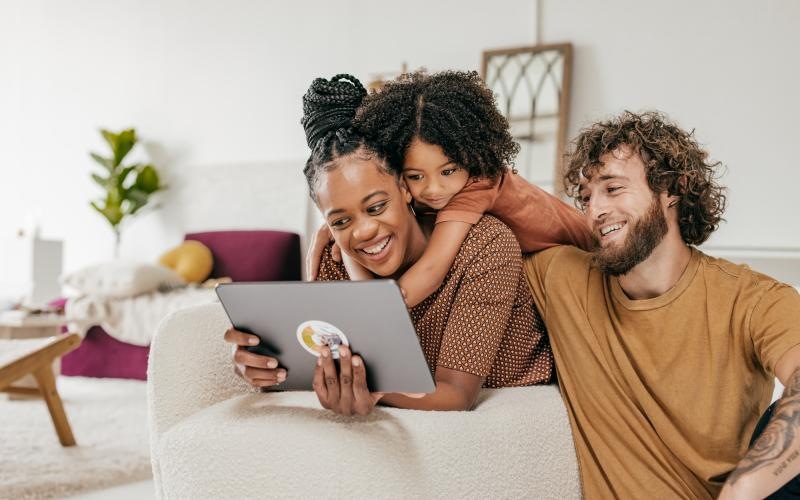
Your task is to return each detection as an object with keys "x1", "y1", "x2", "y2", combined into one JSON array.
[{"x1": 301, "y1": 74, "x2": 392, "y2": 202}]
